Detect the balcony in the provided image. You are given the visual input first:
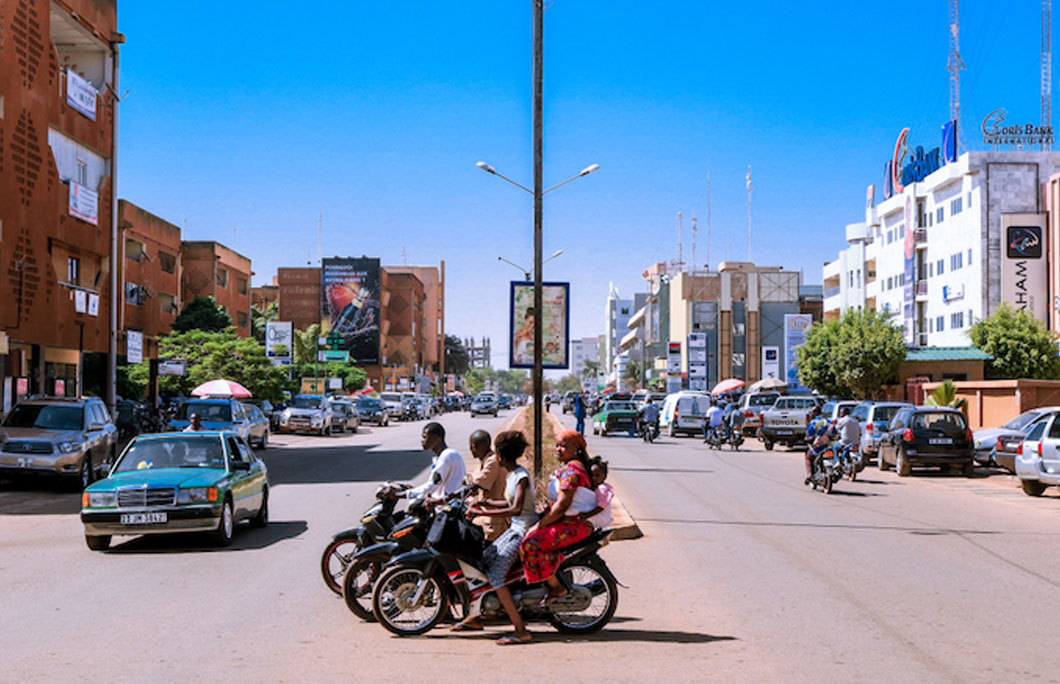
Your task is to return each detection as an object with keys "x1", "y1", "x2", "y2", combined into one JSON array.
[
  {"x1": 915, "y1": 280, "x2": 928, "y2": 301},
  {"x1": 914, "y1": 230, "x2": 928, "y2": 249},
  {"x1": 824, "y1": 286, "x2": 841, "y2": 300}
]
